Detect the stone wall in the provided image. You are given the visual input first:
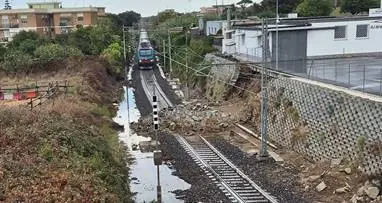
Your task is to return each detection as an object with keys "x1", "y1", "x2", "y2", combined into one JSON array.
[{"x1": 267, "y1": 75, "x2": 382, "y2": 176}]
